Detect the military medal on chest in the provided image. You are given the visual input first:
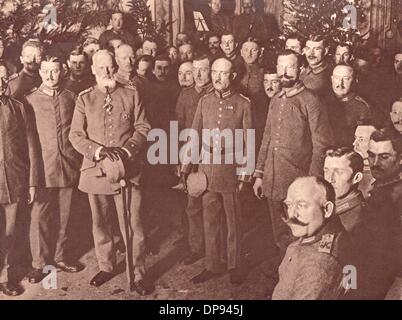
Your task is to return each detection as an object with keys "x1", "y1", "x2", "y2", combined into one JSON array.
[{"x1": 103, "y1": 87, "x2": 113, "y2": 113}]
